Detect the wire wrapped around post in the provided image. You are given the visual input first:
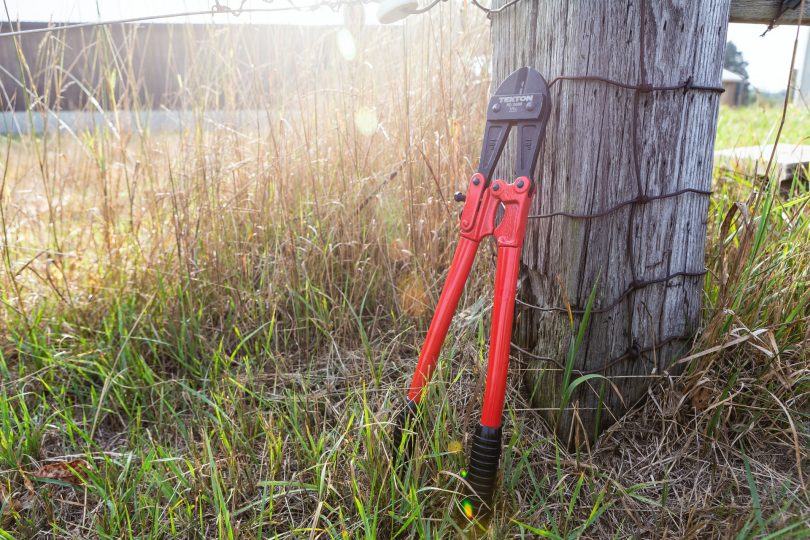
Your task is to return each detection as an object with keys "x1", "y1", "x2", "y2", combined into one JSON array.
[{"x1": 509, "y1": 69, "x2": 722, "y2": 377}]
